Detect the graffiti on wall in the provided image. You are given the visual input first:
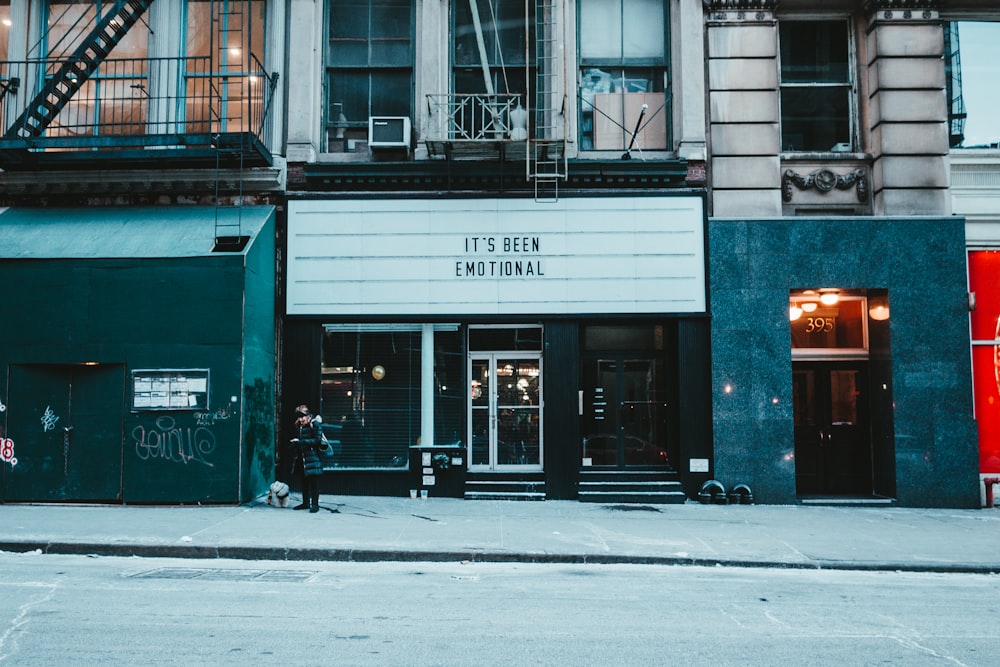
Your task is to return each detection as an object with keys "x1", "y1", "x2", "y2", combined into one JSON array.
[
  {"x1": 1, "y1": 437, "x2": 15, "y2": 467},
  {"x1": 132, "y1": 415, "x2": 217, "y2": 467},
  {"x1": 244, "y1": 377, "x2": 274, "y2": 489},
  {"x1": 40, "y1": 405, "x2": 60, "y2": 432},
  {"x1": 1, "y1": 394, "x2": 14, "y2": 466},
  {"x1": 193, "y1": 404, "x2": 232, "y2": 427}
]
